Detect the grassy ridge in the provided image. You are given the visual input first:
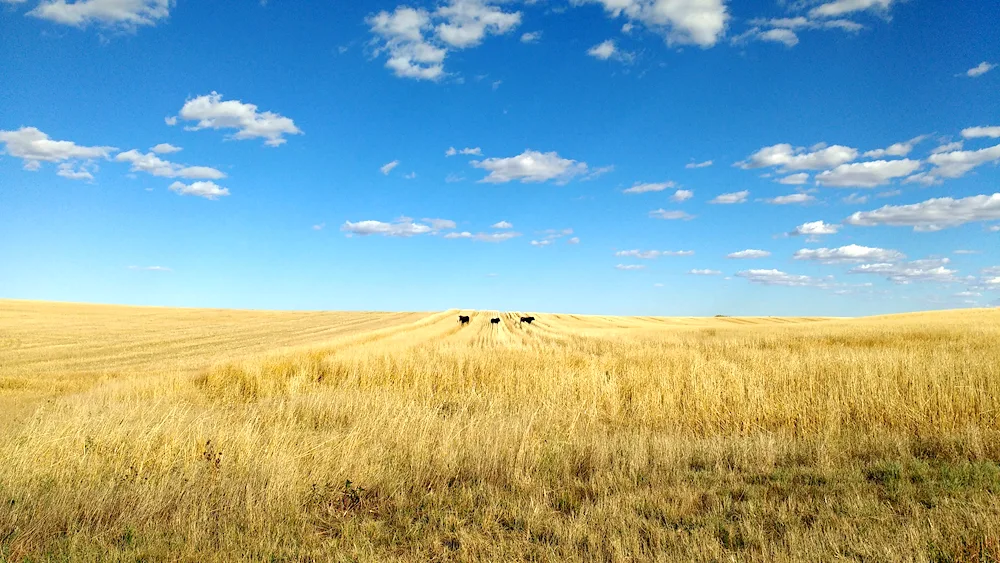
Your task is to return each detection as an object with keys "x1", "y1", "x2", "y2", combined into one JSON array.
[{"x1": 1, "y1": 302, "x2": 999, "y2": 561}]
